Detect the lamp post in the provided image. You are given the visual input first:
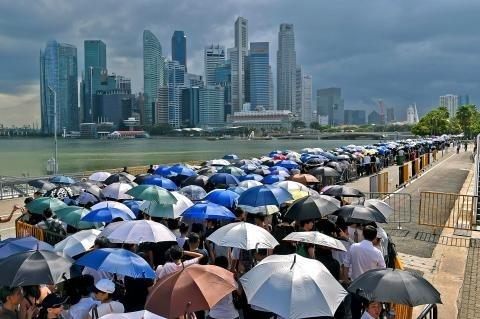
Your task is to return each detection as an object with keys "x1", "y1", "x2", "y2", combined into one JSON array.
[{"x1": 47, "y1": 85, "x2": 58, "y2": 174}]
